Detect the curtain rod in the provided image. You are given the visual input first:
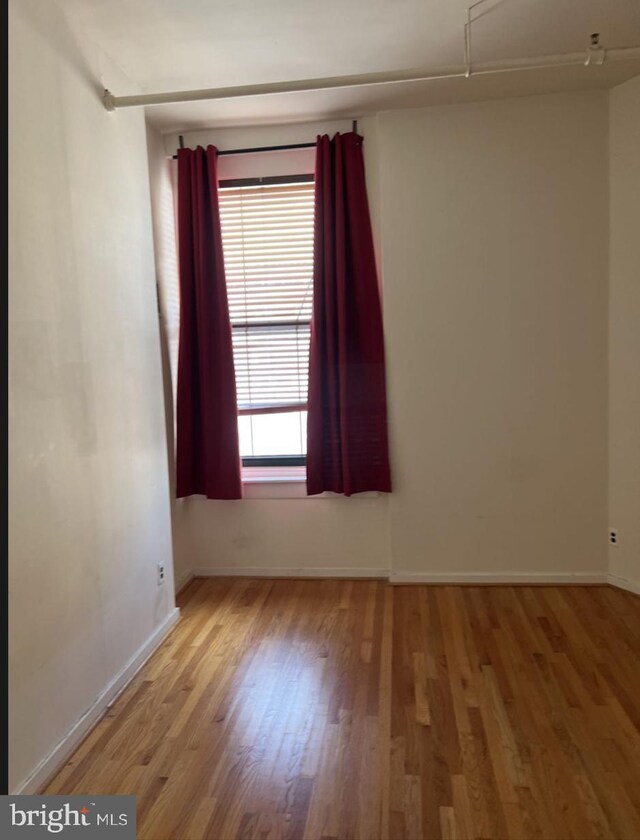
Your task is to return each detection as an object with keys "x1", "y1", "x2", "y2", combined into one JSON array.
[
  {"x1": 103, "y1": 45, "x2": 640, "y2": 111},
  {"x1": 171, "y1": 141, "x2": 315, "y2": 160},
  {"x1": 170, "y1": 120, "x2": 358, "y2": 159}
]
